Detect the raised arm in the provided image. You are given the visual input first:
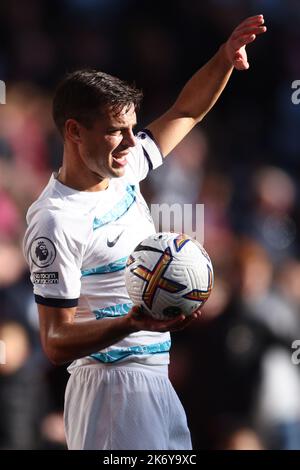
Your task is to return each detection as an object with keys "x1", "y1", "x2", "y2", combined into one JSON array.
[{"x1": 147, "y1": 14, "x2": 267, "y2": 157}]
